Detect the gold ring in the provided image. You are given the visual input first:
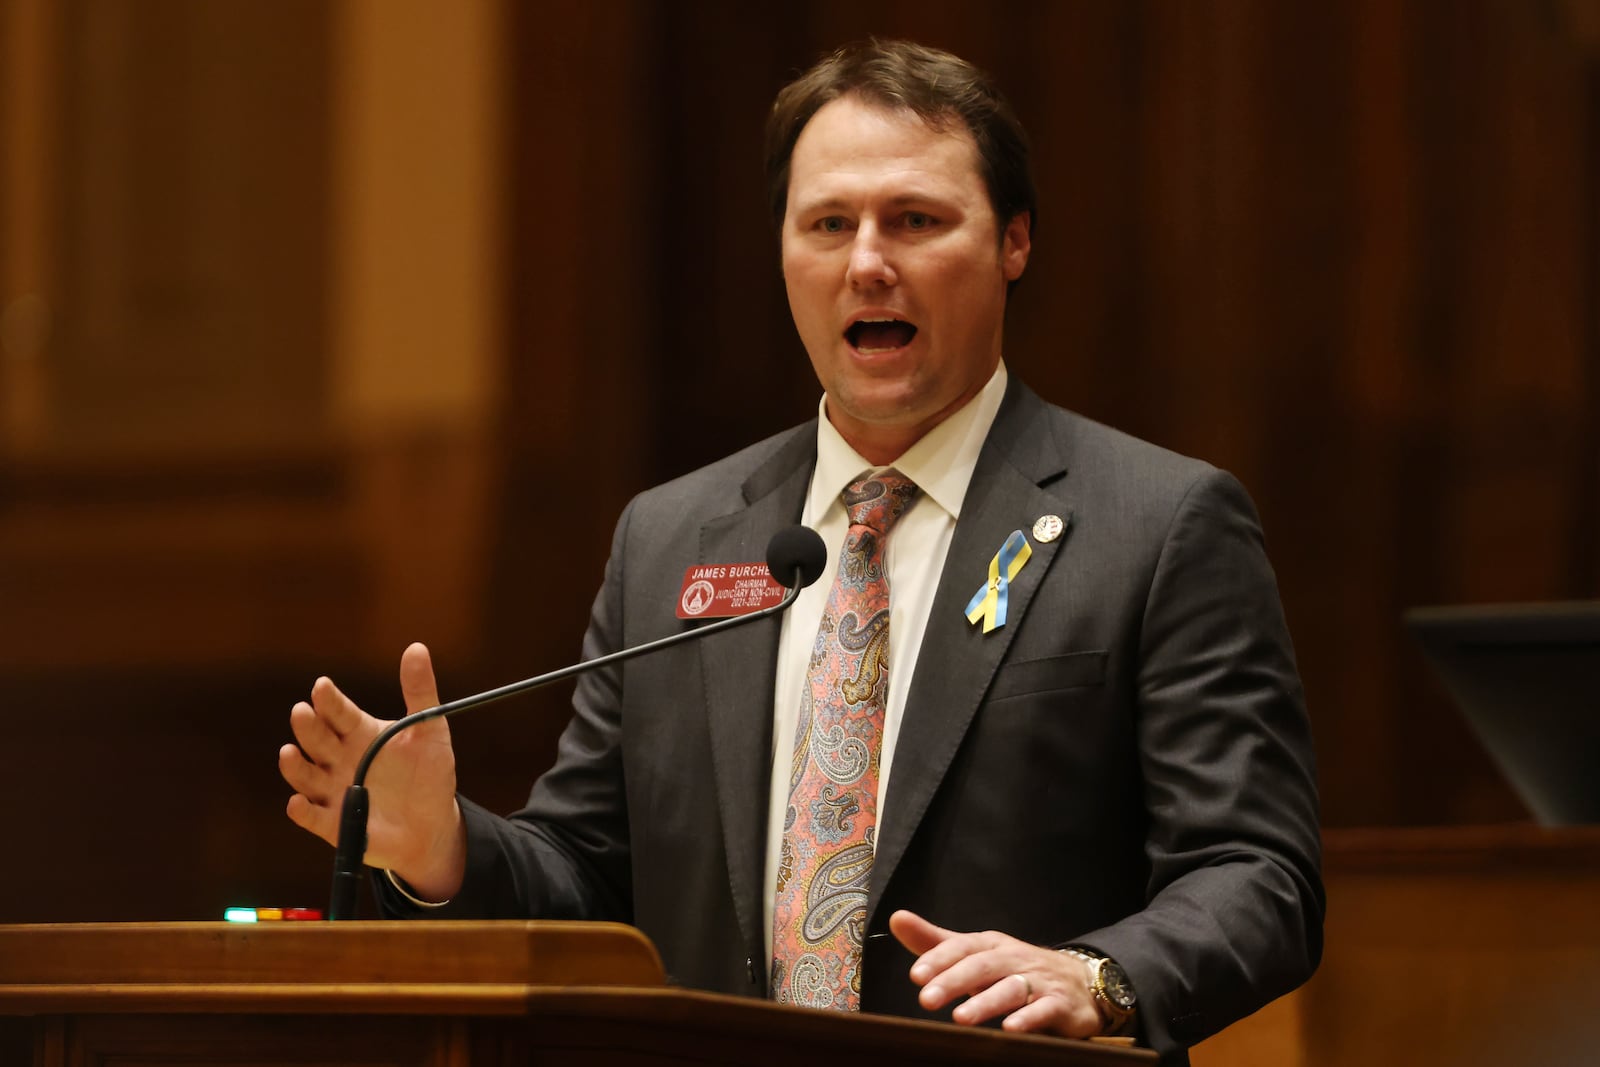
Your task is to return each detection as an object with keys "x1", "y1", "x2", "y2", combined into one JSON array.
[{"x1": 1012, "y1": 972, "x2": 1033, "y2": 1004}]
